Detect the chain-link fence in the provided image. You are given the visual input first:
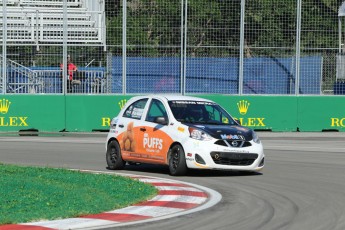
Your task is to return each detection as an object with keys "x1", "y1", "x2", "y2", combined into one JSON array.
[{"x1": 0, "y1": 0, "x2": 343, "y2": 95}]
